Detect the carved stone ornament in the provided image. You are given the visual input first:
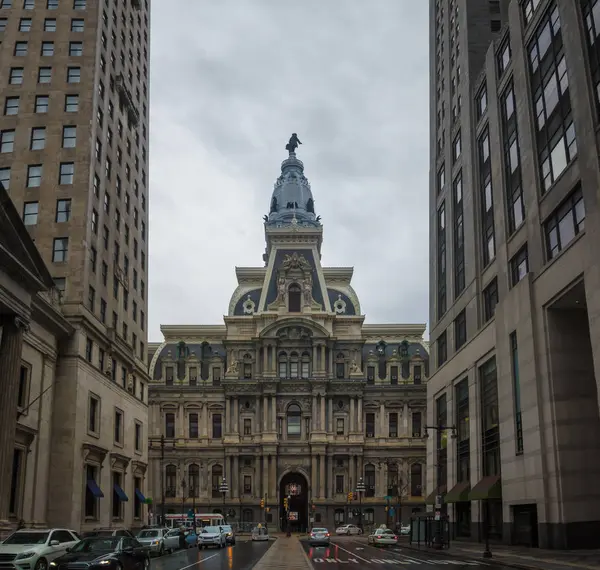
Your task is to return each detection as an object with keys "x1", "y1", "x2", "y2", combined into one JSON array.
[
  {"x1": 349, "y1": 360, "x2": 361, "y2": 374},
  {"x1": 226, "y1": 360, "x2": 239, "y2": 375},
  {"x1": 242, "y1": 295, "x2": 256, "y2": 315},
  {"x1": 333, "y1": 294, "x2": 347, "y2": 315},
  {"x1": 282, "y1": 252, "x2": 312, "y2": 272},
  {"x1": 277, "y1": 326, "x2": 312, "y2": 340}
]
